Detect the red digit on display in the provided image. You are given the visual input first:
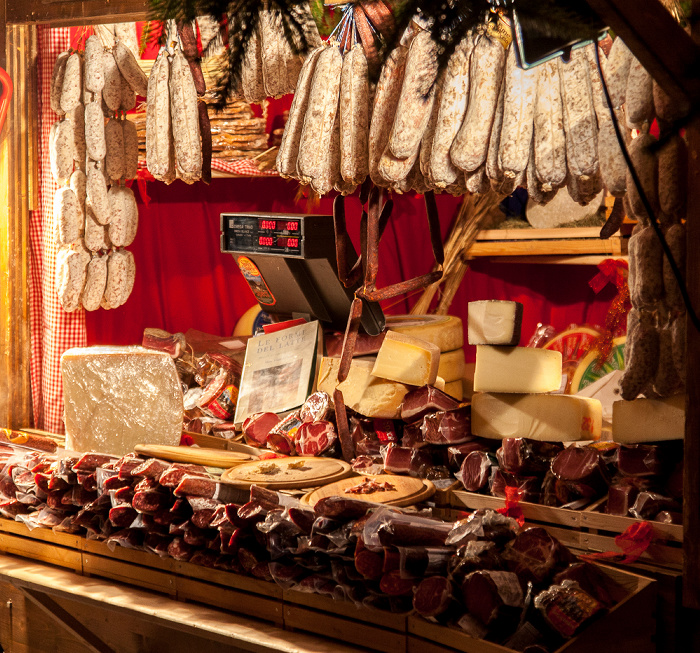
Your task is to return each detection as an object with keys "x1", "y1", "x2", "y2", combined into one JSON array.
[
  {"x1": 288, "y1": 238, "x2": 299, "y2": 248},
  {"x1": 286, "y1": 221, "x2": 299, "y2": 232}
]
